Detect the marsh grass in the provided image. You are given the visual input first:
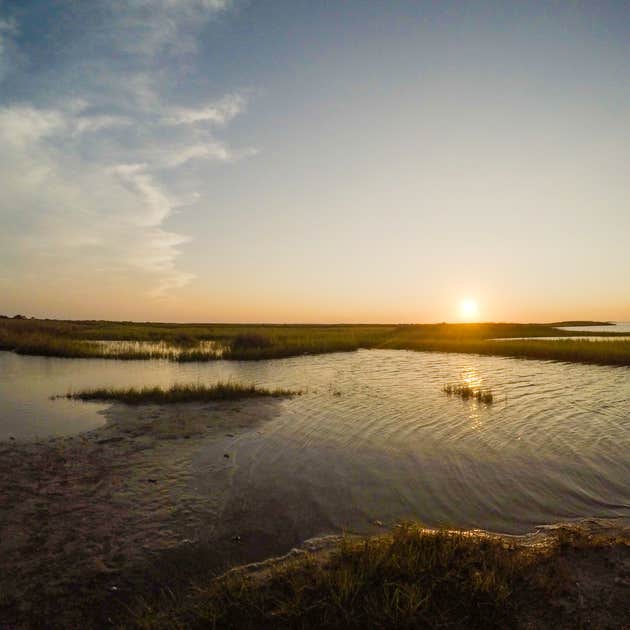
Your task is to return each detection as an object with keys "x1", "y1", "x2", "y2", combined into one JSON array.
[
  {"x1": 443, "y1": 383, "x2": 494, "y2": 403},
  {"x1": 2, "y1": 318, "x2": 630, "y2": 365},
  {"x1": 127, "y1": 522, "x2": 629, "y2": 629},
  {"x1": 0, "y1": 320, "x2": 391, "y2": 360},
  {"x1": 387, "y1": 337, "x2": 630, "y2": 367},
  {"x1": 60, "y1": 382, "x2": 300, "y2": 405},
  {"x1": 0, "y1": 330, "x2": 103, "y2": 358}
]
